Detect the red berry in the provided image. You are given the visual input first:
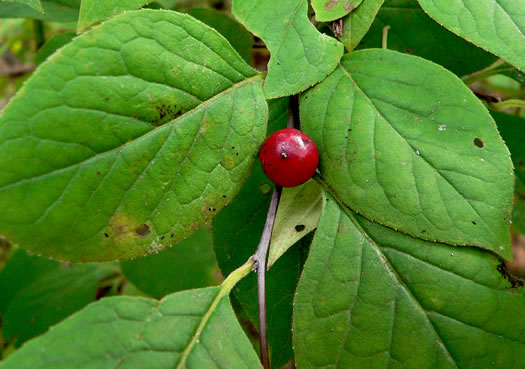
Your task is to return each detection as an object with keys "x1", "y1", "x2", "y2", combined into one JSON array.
[{"x1": 259, "y1": 128, "x2": 319, "y2": 187}]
